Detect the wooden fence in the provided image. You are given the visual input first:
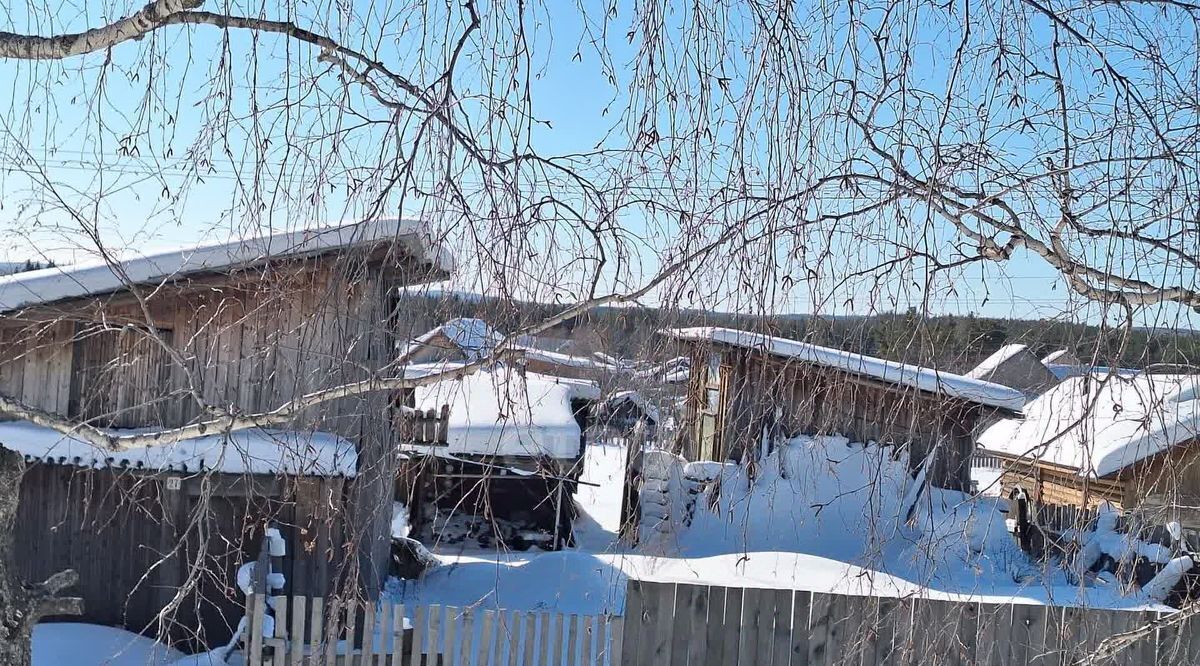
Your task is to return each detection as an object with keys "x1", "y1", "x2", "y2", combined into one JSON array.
[
  {"x1": 244, "y1": 594, "x2": 618, "y2": 665},
  {"x1": 394, "y1": 404, "x2": 450, "y2": 445},
  {"x1": 971, "y1": 453, "x2": 1003, "y2": 469},
  {"x1": 619, "y1": 580, "x2": 1200, "y2": 666},
  {"x1": 242, "y1": 582, "x2": 1200, "y2": 665}
]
